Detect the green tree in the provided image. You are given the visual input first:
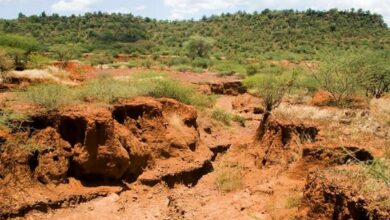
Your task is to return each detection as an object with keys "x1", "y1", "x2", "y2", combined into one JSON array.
[
  {"x1": 185, "y1": 36, "x2": 213, "y2": 59},
  {"x1": 50, "y1": 43, "x2": 83, "y2": 68},
  {"x1": 356, "y1": 51, "x2": 390, "y2": 98},
  {"x1": 244, "y1": 73, "x2": 294, "y2": 139},
  {"x1": 0, "y1": 34, "x2": 40, "y2": 70},
  {"x1": 313, "y1": 51, "x2": 361, "y2": 106}
]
